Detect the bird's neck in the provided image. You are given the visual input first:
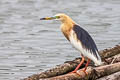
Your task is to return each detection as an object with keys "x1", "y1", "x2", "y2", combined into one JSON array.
[
  {"x1": 60, "y1": 17, "x2": 75, "y2": 41},
  {"x1": 61, "y1": 17, "x2": 75, "y2": 30}
]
